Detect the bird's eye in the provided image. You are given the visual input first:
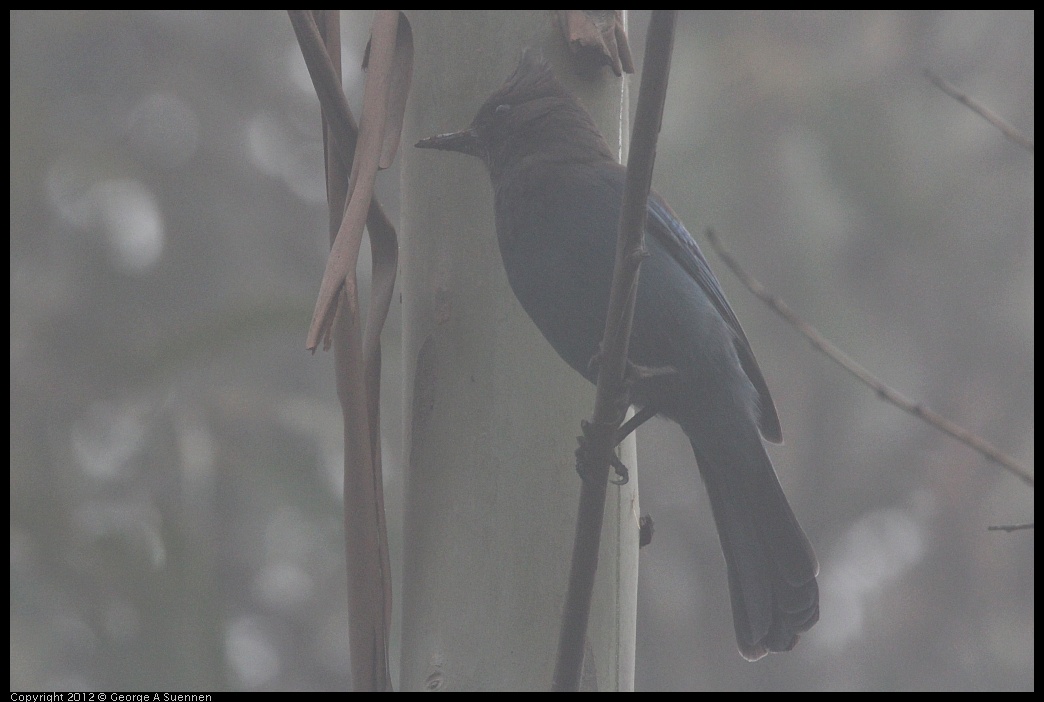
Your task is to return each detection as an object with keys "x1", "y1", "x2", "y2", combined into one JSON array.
[{"x1": 494, "y1": 104, "x2": 511, "y2": 116}]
